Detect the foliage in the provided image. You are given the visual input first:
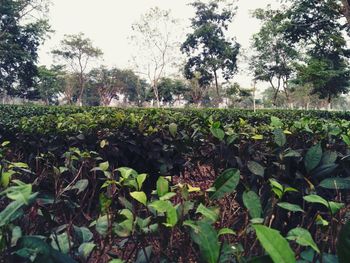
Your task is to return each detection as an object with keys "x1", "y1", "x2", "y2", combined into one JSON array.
[
  {"x1": 181, "y1": 0, "x2": 240, "y2": 97},
  {"x1": 34, "y1": 65, "x2": 65, "y2": 105},
  {"x1": 282, "y1": 0, "x2": 350, "y2": 107},
  {"x1": 0, "y1": 106, "x2": 350, "y2": 261},
  {"x1": 52, "y1": 33, "x2": 103, "y2": 106},
  {"x1": 250, "y1": 6, "x2": 298, "y2": 106},
  {"x1": 0, "y1": 0, "x2": 51, "y2": 97},
  {"x1": 131, "y1": 7, "x2": 180, "y2": 108}
]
